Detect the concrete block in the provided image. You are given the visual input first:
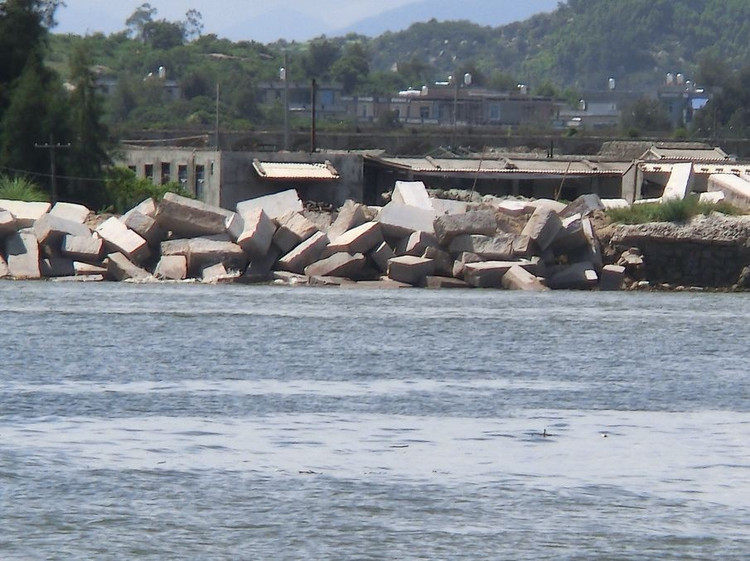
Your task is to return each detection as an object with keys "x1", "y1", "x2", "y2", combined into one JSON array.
[
  {"x1": 434, "y1": 209, "x2": 497, "y2": 245},
  {"x1": 236, "y1": 189, "x2": 303, "y2": 220},
  {"x1": 601, "y1": 198, "x2": 630, "y2": 210},
  {"x1": 344, "y1": 278, "x2": 413, "y2": 289},
  {"x1": 61, "y1": 234, "x2": 104, "y2": 262},
  {"x1": 699, "y1": 191, "x2": 725, "y2": 204},
  {"x1": 559, "y1": 194, "x2": 605, "y2": 218},
  {"x1": 423, "y1": 246, "x2": 453, "y2": 277},
  {"x1": 527, "y1": 198, "x2": 567, "y2": 214},
  {"x1": 502, "y1": 265, "x2": 549, "y2": 291},
  {"x1": 0, "y1": 200, "x2": 51, "y2": 228},
  {"x1": 304, "y1": 252, "x2": 366, "y2": 279},
  {"x1": 661, "y1": 162, "x2": 694, "y2": 201},
  {"x1": 512, "y1": 235, "x2": 534, "y2": 257},
  {"x1": 33, "y1": 213, "x2": 91, "y2": 247},
  {"x1": 49, "y1": 202, "x2": 90, "y2": 224},
  {"x1": 74, "y1": 261, "x2": 108, "y2": 276},
  {"x1": 395, "y1": 230, "x2": 439, "y2": 257},
  {"x1": 327, "y1": 221, "x2": 383, "y2": 255},
  {"x1": 551, "y1": 213, "x2": 588, "y2": 254},
  {"x1": 308, "y1": 275, "x2": 357, "y2": 287},
  {"x1": 600, "y1": 264, "x2": 626, "y2": 291},
  {"x1": 277, "y1": 231, "x2": 330, "y2": 274},
  {"x1": 0, "y1": 209, "x2": 18, "y2": 237},
  {"x1": 547, "y1": 261, "x2": 598, "y2": 290},
  {"x1": 106, "y1": 252, "x2": 151, "y2": 281},
  {"x1": 272, "y1": 211, "x2": 319, "y2": 254},
  {"x1": 241, "y1": 247, "x2": 280, "y2": 283},
  {"x1": 449, "y1": 234, "x2": 515, "y2": 260},
  {"x1": 154, "y1": 255, "x2": 187, "y2": 280},
  {"x1": 5, "y1": 231, "x2": 41, "y2": 279},
  {"x1": 160, "y1": 237, "x2": 248, "y2": 276},
  {"x1": 328, "y1": 200, "x2": 368, "y2": 239},
  {"x1": 122, "y1": 197, "x2": 157, "y2": 219},
  {"x1": 377, "y1": 201, "x2": 436, "y2": 238},
  {"x1": 386, "y1": 255, "x2": 435, "y2": 286},
  {"x1": 369, "y1": 241, "x2": 394, "y2": 272},
  {"x1": 41, "y1": 257, "x2": 75, "y2": 277},
  {"x1": 392, "y1": 180, "x2": 432, "y2": 209},
  {"x1": 122, "y1": 211, "x2": 165, "y2": 247},
  {"x1": 569, "y1": 217, "x2": 603, "y2": 270},
  {"x1": 155, "y1": 192, "x2": 234, "y2": 237},
  {"x1": 521, "y1": 206, "x2": 563, "y2": 252},
  {"x1": 235, "y1": 207, "x2": 276, "y2": 258},
  {"x1": 201, "y1": 262, "x2": 230, "y2": 283},
  {"x1": 495, "y1": 199, "x2": 535, "y2": 216},
  {"x1": 0, "y1": 254, "x2": 8, "y2": 278},
  {"x1": 463, "y1": 261, "x2": 521, "y2": 288},
  {"x1": 95, "y1": 217, "x2": 150, "y2": 263},
  {"x1": 425, "y1": 275, "x2": 471, "y2": 289},
  {"x1": 452, "y1": 251, "x2": 482, "y2": 279},
  {"x1": 708, "y1": 174, "x2": 750, "y2": 210},
  {"x1": 272, "y1": 271, "x2": 309, "y2": 285},
  {"x1": 431, "y1": 198, "x2": 468, "y2": 215}
]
